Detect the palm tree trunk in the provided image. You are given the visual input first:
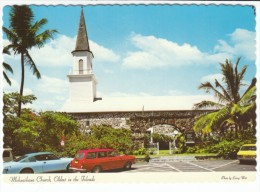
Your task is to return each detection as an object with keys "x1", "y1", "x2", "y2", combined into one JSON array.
[{"x1": 18, "y1": 53, "x2": 25, "y2": 117}]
